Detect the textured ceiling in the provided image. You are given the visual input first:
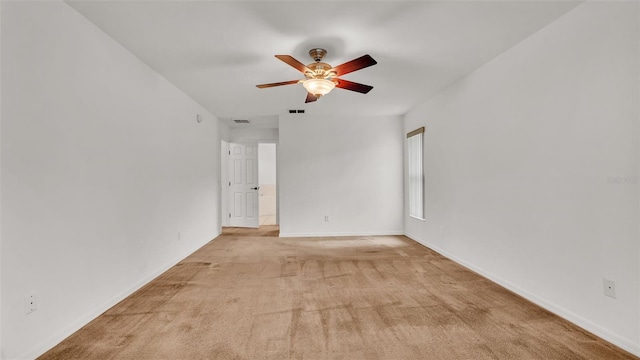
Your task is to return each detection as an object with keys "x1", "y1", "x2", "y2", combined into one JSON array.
[{"x1": 66, "y1": 1, "x2": 581, "y2": 128}]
